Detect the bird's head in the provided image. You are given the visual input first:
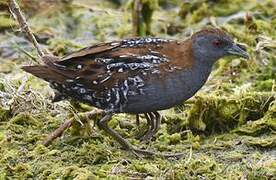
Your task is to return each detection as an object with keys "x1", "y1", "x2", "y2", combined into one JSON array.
[{"x1": 191, "y1": 28, "x2": 249, "y2": 64}]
